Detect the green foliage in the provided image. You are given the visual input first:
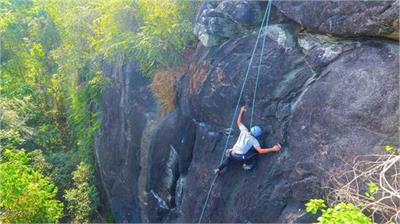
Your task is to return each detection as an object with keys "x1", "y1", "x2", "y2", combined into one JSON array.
[
  {"x1": 365, "y1": 182, "x2": 379, "y2": 200},
  {"x1": 0, "y1": 0, "x2": 195, "y2": 222},
  {"x1": 46, "y1": 0, "x2": 195, "y2": 77},
  {"x1": 319, "y1": 203, "x2": 373, "y2": 224},
  {"x1": 29, "y1": 149, "x2": 53, "y2": 175},
  {"x1": 0, "y1": 97, "x2": 33, "y2": 149},
  {"x1": 384, "y1": 145, "x2": 398, "y2": 154},
  {"x1": 69, "y1": 71, "x2": 107, "y2": 164},
  {"x1": 131, "y1": 0, "x2": 195, "y2": 75},
  {"x1": 306, "y1": 199, "x2": 373, "y2": 224},
  {"x1": 306, "y1": 199, "x2": 327, "y2": 215},
  {"x1": 46, "y1": 150, "x2": 80, "y2": 193},
  {"x1": 105, "y1": 210, "x2": 116, "y2": 223},
  {"x1": 0, "y1": 0, "x2": 101, "y2": 220},
  {"x1": 64, "y1": 162, "x2": 99, "y2": 223},
  {"x1": 0, "y1": 149, "x2": 64, "y2": 223}
]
